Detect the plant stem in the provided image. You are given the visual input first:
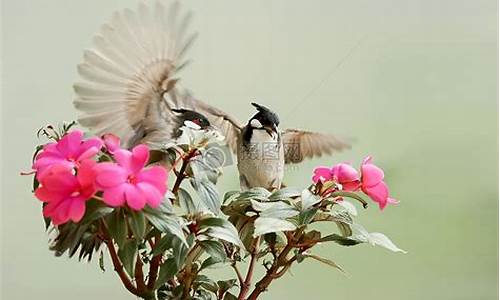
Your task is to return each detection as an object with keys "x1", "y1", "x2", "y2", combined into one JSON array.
[
  {"x1": 172, "y1": 149, "x2": 197, "y2": 195},
  {"x1": 100, "y1": 219, "x2": 139, "y2": 297},
  {"x1": 246, "y1": 229, "x2": 303, "y2": 300},
  {"x1": 238, "y1": 237, "x2": 260, "y2": 300},
  {"x1": 147, "y1": 234, "x2": 162, "y2": 290}
]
